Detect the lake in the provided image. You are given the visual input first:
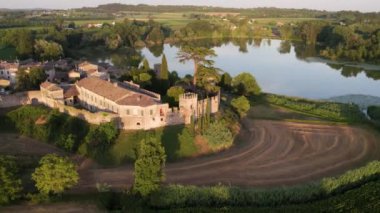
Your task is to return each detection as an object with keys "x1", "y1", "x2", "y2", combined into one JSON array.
[{"x1": 138, "y1": 39, "x2": 380, "y2": 99}]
